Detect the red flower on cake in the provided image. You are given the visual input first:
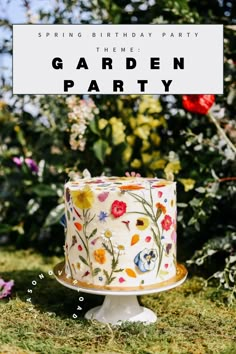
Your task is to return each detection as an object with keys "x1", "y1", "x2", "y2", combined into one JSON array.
[
  {"x1": 111, "y1": 200, "x2": 127, "y2": 218},
  {"x1": 161, "y1": 215, "x2": 172, "y2": 231},
  {"x1": 182, "y1": 95, "x2": 215, "y2": 115}
]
